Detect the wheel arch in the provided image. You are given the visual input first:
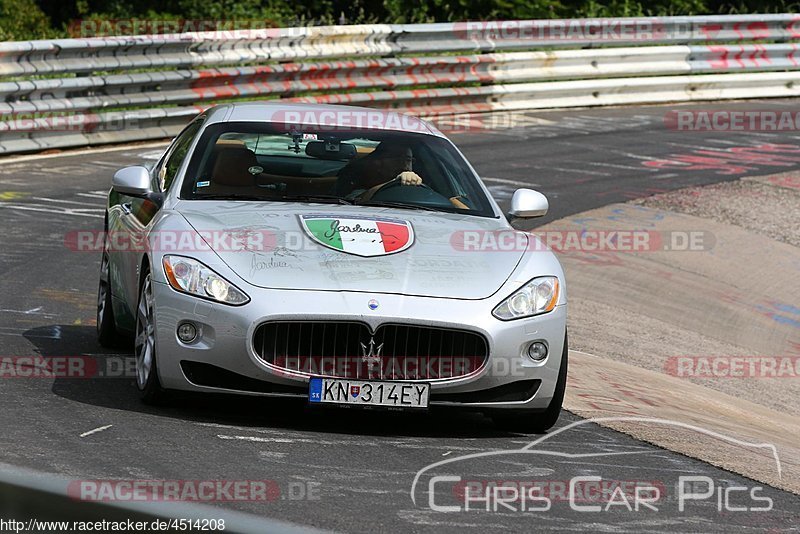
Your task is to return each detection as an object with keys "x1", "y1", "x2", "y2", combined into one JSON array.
[{"x1": 139, "y1": 254, "x2": 152, "y2": 289}]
